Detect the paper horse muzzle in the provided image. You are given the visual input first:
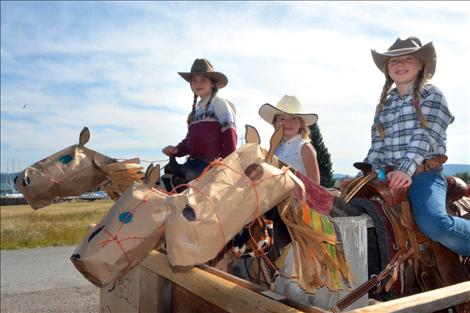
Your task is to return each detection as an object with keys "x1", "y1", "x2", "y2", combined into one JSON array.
[
  {"x1": 71, "y1": 164, "x2": 169, "y2": 288},
  {"x1": 15, "y1": 127, "x2": 143, "y2": 209}
]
